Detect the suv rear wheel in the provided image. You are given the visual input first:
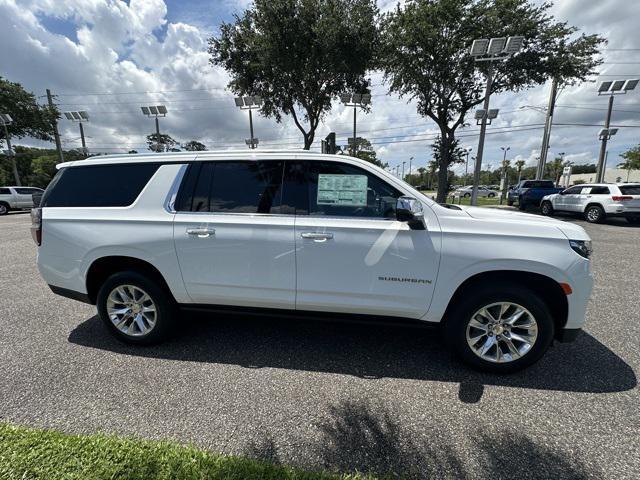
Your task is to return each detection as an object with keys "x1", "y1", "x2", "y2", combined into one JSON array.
[
  {"x1": 97, "y1": 271, "x2": 176, "y2": 344},
  {"x1": 0, "y1": 202, "x2": 9, "y2": 215},
  {"x1": 585, "y1": 205, "x2": 605, "y2": 224},
  {"x1": 540, "y1": 200, "x2": 554, "y2": 216},
  {"x1": 444, "y1": 284, "x2": 554, "y2": 373}
]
